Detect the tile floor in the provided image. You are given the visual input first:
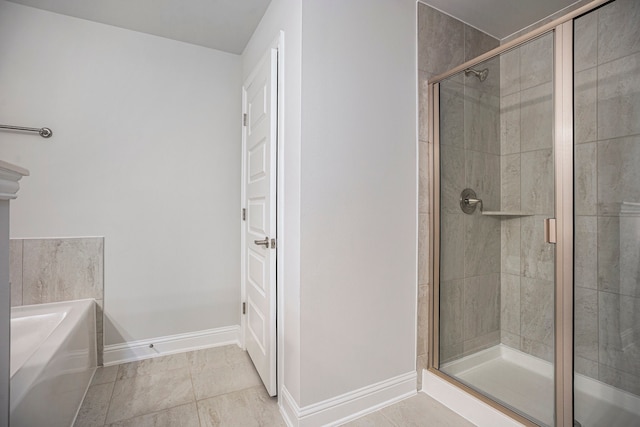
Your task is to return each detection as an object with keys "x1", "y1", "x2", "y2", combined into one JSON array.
[{"x1": 74, "y1": 344, "x2": 475, "y2": 426}]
